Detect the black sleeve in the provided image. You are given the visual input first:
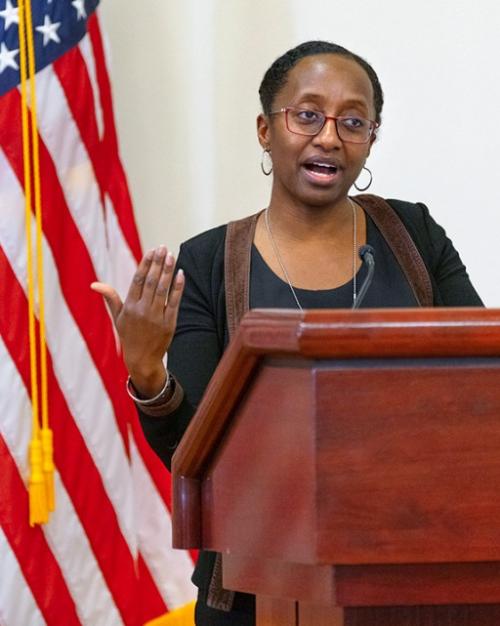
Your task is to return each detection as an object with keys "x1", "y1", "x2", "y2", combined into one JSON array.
[
  {"x1": 388, "y1": 199, "x2": 483, "y2": 307},
  {"x1": 137, "y1": 235, "x2": 224, "y2": 470},
  {"x1": 416, "y1": 203, "x2": 483, "y2": 306}
]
